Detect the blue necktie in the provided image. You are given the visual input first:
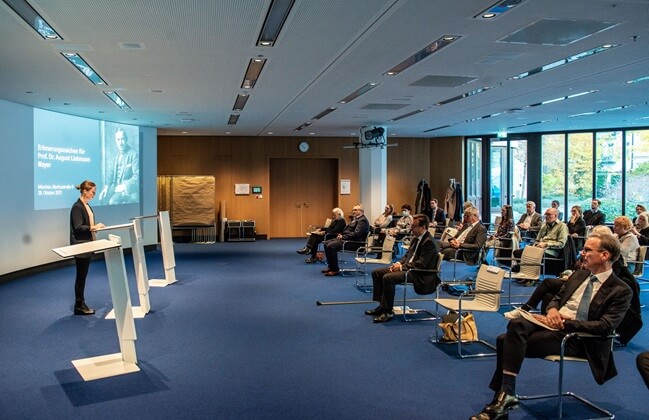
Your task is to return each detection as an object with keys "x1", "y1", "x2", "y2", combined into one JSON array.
[{"x1": 576, "y1": 275, "x2": 597, "y2": 321}]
